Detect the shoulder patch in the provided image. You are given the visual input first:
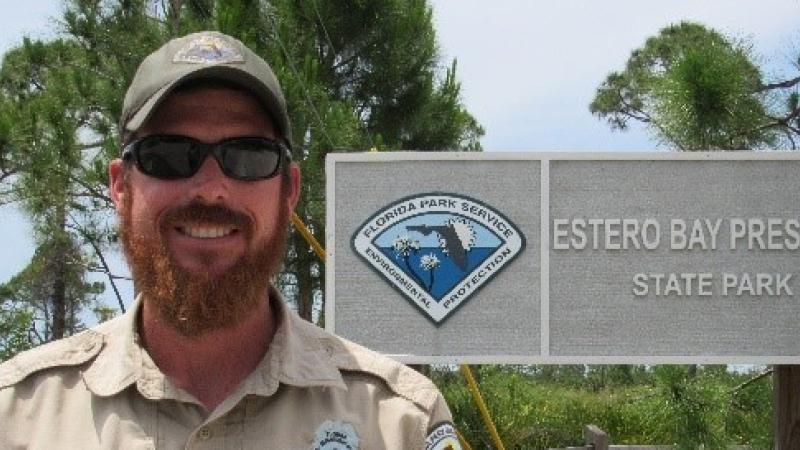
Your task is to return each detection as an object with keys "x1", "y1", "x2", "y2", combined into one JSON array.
[
  {"x1": 425, "y1": 422, "x2": 461, "y2": 450},
  {"x1": 320, "y1": 332, "x2": 440, "y2": 413},
  {"x1": 0, "y1": 329, "x2": 104, "y2": 388}
]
